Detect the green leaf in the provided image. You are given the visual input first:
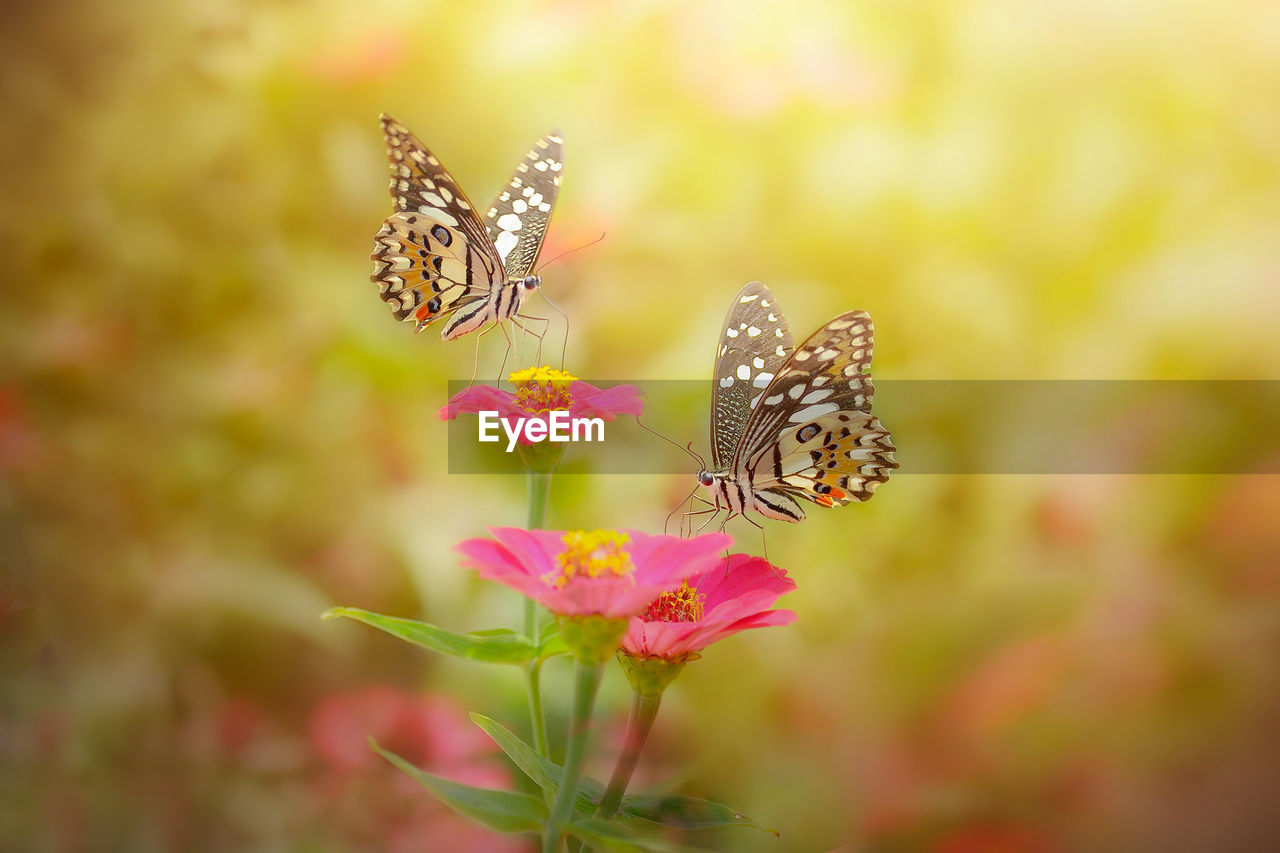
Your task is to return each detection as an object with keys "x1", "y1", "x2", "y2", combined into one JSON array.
[
  {"x1": 466, "y1": 714, "x2": 769, "y2": 836},
  {"x1": 621, "y1": 793, "x2": 777, "y2": 835},
  {"x1": 371, "y1": 739, "x2": 545, "y2": 834},
  {"x1": 323, "y1": 607, "x2": 536, "y2": 663},
  {"x1": 564, "y1": 818, "x2": 714, "y2": 853},
  {"x1": 469, "y1": 713, "x2": 603, "y2": 812},
  {"x1": 537, "y1": 621, "x2": 568, "y2": 659}
]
